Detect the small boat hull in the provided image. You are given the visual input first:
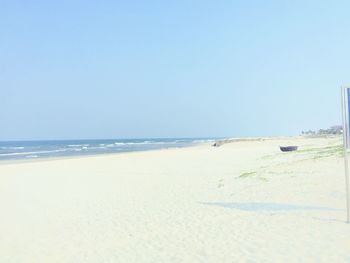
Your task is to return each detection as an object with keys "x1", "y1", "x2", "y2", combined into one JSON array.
[{"x1": 280, "y1": 146, "x2": 298, "y2": 152}]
